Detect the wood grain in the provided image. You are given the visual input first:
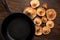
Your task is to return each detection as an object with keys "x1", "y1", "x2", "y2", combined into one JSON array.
[{"x1": 0, "y1": 0, "x2": 60, "y2": 40}]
